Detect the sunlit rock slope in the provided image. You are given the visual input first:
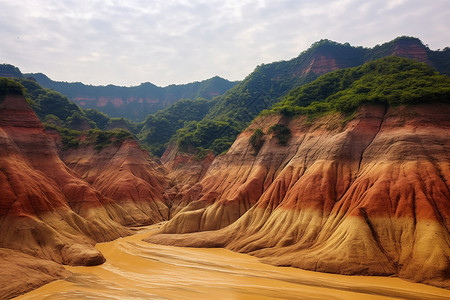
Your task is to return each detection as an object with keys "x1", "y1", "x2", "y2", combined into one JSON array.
[{"x1": 148, "y1": 102, "x2": 450, "y2": 288}]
